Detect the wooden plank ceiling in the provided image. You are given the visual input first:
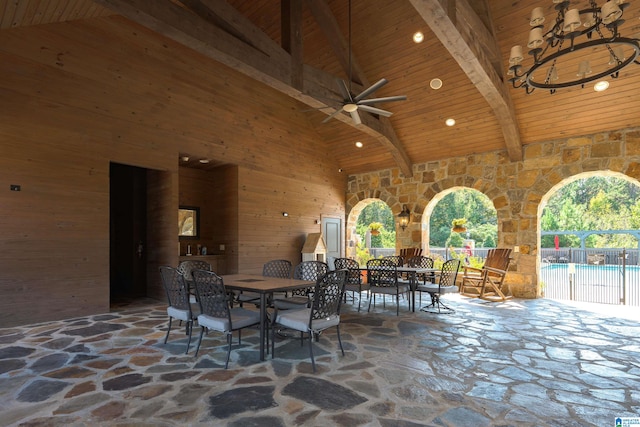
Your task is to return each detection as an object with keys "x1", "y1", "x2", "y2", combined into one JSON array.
[{"x1": 2, "y1": 0, "x2": 640, "y2": 176}]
